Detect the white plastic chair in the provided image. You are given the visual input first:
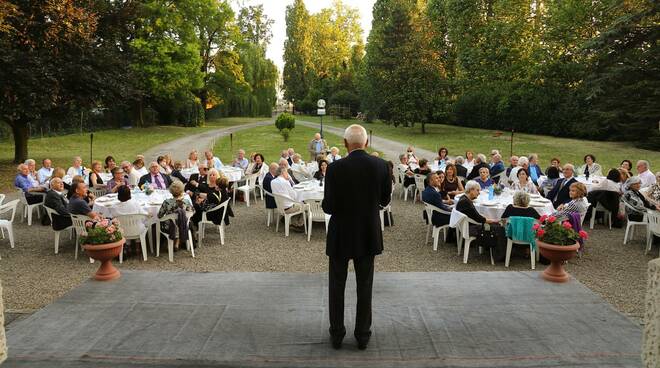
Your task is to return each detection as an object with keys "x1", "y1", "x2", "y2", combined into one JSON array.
[
  {"x1": 44, "y1": 207, "x2": 73, "y2": 254},
  {"x1": 90, "y1": 187, "x2": 107, "y2": 198},
  {"x1": 156, "y1": 213, "x2": 194, "y2": 262},
  {"x1": 623, "y1": 202, "x2": 648, "y2": 244},
  {"x1": 0, "y1": 194, "x2": 5, "y2": 205},
  {"x1": 0, "y1": 200, "x2": 20, "y2": 252},
  {"x1": 198, "y1": 200, "x2": 229, "y2": 246},
  {"x1": 589, "y1": 202, "x2": 612, "y2": 230},
  {"x1": 454, "y1": 211, "x2": 493, "y2": 264},
  {"x1": 234, "y1": 173, "x2": 259, "y2": 207},
  {"x1": 70, "y1": 214, "x2": 96, "y2": 263},
  {"x1": 273, "y1": 193, "x2": 307, "y2": 237},
  {"x1": 646, "y1": 210, "x2": 660, "y2": 257},
  {"x1": 16, "y1": 188, "x2": 45, "y2": 226},
  {"x1": 413, "y1": 174, "x2": 426, "y2": 202},
  {"x1": 423, "y1": 202, "x2": 451, "y2": 251},
  {"x1": 503, "y1": 218, "x2": 538, "y2": 270},
  {"x1": 304, "y1": 199, "x2": 330, "y2": 241},
  {"x1": 116, "y1": 214, "x2": 150, "y2": 262},
  {"x1": 492, "y1": 170, "x2": 508, "y2": 185},
  {"x1": 262, "y1": 189, "x2": 276, "y2": 227},
  {"x1": 397, "y1": 167, "x2": 415, "y2": 201}
]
